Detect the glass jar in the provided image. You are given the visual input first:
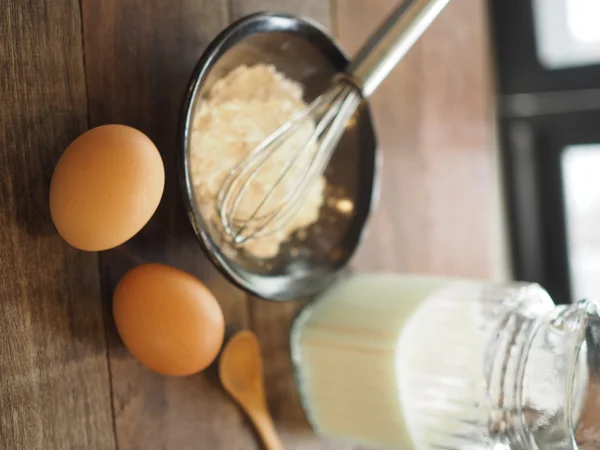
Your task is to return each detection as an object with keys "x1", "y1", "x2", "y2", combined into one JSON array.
[{"x1": 290, "y1": 273, "x2": 600, "y2": 449}]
